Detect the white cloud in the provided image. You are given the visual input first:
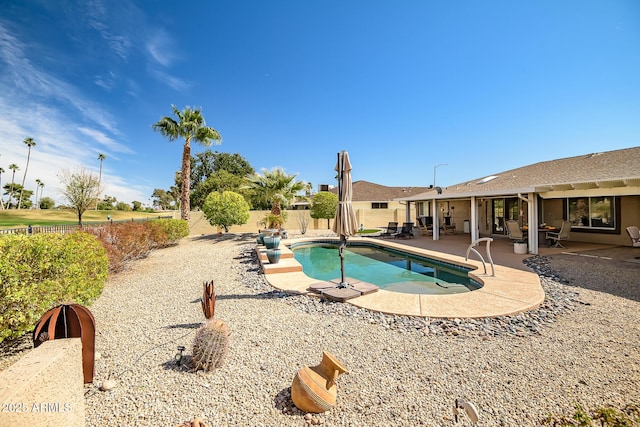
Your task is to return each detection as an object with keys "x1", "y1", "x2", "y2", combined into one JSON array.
[
  {"x1": 146, "y1": 29, "x2": 177, "y2": 67},
  {"x1": 77, "y1": 127, "x2": 133, "y2": 154},
  {"x1": 149, "y1": 69, "x2": 190, "y2": 92}
]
